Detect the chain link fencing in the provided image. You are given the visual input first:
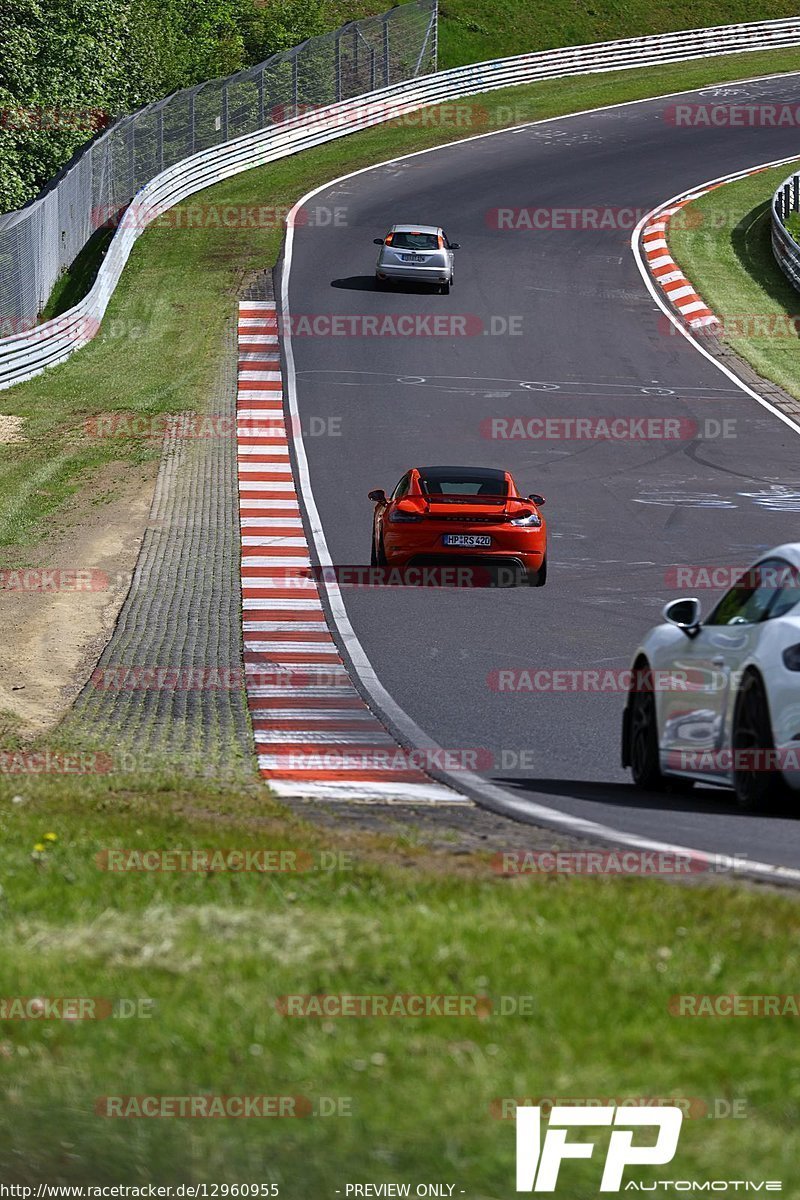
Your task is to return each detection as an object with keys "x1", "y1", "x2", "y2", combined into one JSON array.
[{"x1": 0, "y1": 0, "x2": 437, "y2": 330}]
